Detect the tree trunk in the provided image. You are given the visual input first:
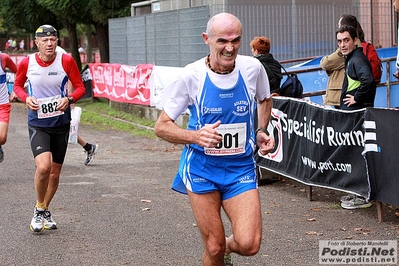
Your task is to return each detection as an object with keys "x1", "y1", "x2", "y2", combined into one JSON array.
[
  {"x1": 66, "y1": 22, "x2": 82, "y2": 70},
  {"x1": 95, "y1": 23, "x2": 109, "y2": 63},
  {"x1": 86, "y1": 24, "x2": 93, "y2": 63}
]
